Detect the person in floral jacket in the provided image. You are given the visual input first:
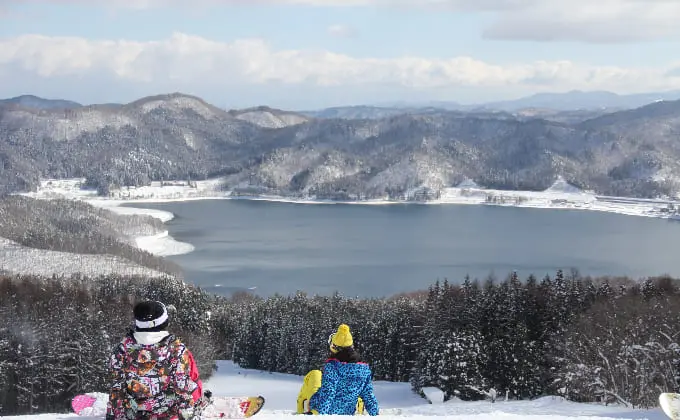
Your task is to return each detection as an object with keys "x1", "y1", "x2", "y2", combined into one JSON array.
[{"x1": 106, "y1": 301, "x2": 203, "y2": 420}]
